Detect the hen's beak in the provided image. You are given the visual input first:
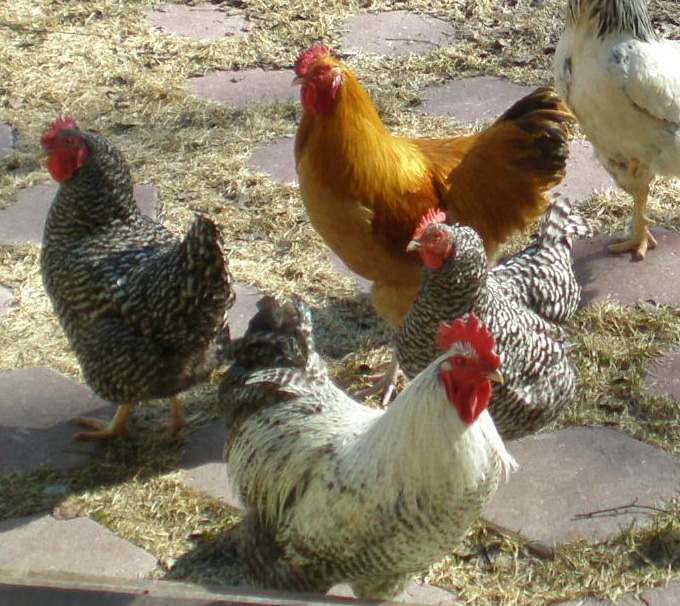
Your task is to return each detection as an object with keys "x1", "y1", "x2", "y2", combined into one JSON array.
[
  {"x1": 484, "y1": 370, "x2": 504, "y2": 384},
  {"x1": 406, "y1": 240, "x2": 422, "y2": 252},
  {"x1": 292, "y1": 76, "x2": 305, "y2": 86}
]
